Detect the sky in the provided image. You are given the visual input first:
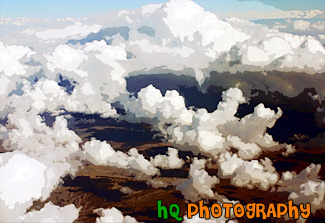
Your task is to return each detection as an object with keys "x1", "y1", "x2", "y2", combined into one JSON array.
[
  {"x1": 0, "y1": 0, "x2": 324, "y2": 18},
  {"x1": 239, "y1": 0, "x2": 325, "y2": 11}
]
